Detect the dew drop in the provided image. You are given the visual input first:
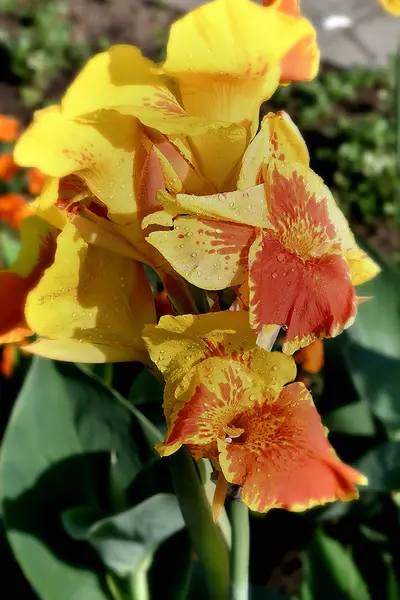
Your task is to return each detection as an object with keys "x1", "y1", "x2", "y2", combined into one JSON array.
[
  {"x1": 218, "y1": 194, "x2": 225, "y2": 201},
  {"x1": 72, "y1": 312, "x2": 77, "y2": 317},
  {"x1": 88, "y1": 311, "x2": 93, "y2": 317},
  {"x1": 256, "y1": 468, "x2": 261, "y2": 473},
  {"x1": 186, "y1": 232, "x2": 193, "y2": 238},
  {"x1": 190, "y1": 252, "x2": 197, "y2": 258},
  {"x1": 272, "y1": 365, "x2": 279, "y2": 372},
  {"x1": 215, "y1": 228, "x2": 223, "y2": 234},
  {"x1": 271, "y1": 272, "x2": 278, "y2": 279}
]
